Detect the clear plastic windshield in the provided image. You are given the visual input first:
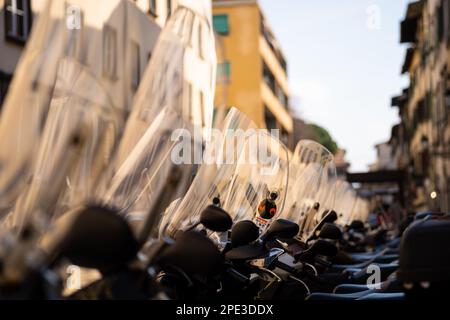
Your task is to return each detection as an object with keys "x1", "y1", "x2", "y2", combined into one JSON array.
[
  {"x1": 0, "y1": 0, "x2": 60, "y2": 216},
  {"x1": 96, "y1": 106, "x2": 199, "y2": 242},
  {"x1": 350, "y1": 198, "x2": 370, "y2": 223},
  {"x1": 159, "y1": 108, "x2": 258, "y2": 237},
  {"x1": 1, "y1": 57, "x2": 121, "y2": 234},
  {"x1": 119, "y1": 4, "x2": 216, "y2": 162},
  {"x1": 333, "y1": 180, "x2": 357, "y2": 226},
  {"x1": 91, "y1": 5, "x2": 216, "y2": 241},
  {"x1": 224, "y1": 131, "x2": 290, "y2": 233},
  {"x1": 0, "y1": 0, "x2": 152, "y2": 217},
  {"x1": 159, "y1": 111, "x2": 290, "y2": 237},
  {"x1": 281, "y1": 140, "x2": 337, "y2": 241}
]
